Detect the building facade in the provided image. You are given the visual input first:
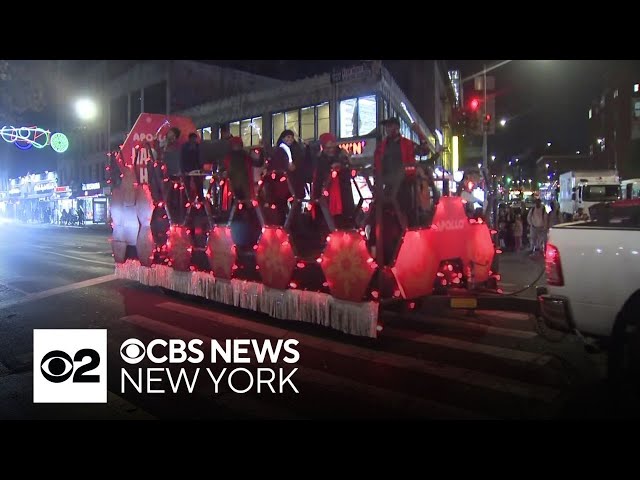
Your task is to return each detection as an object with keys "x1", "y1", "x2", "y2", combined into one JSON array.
[
  {"x1": 179, "y1": 61, "x2": 437, "y2": 164},
  {"x1": 56, "y1": 60, "x2": 285, "y2": 213},
  {"x1": 588, "y1": 63, "x2": 640, "y2": 180}
]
